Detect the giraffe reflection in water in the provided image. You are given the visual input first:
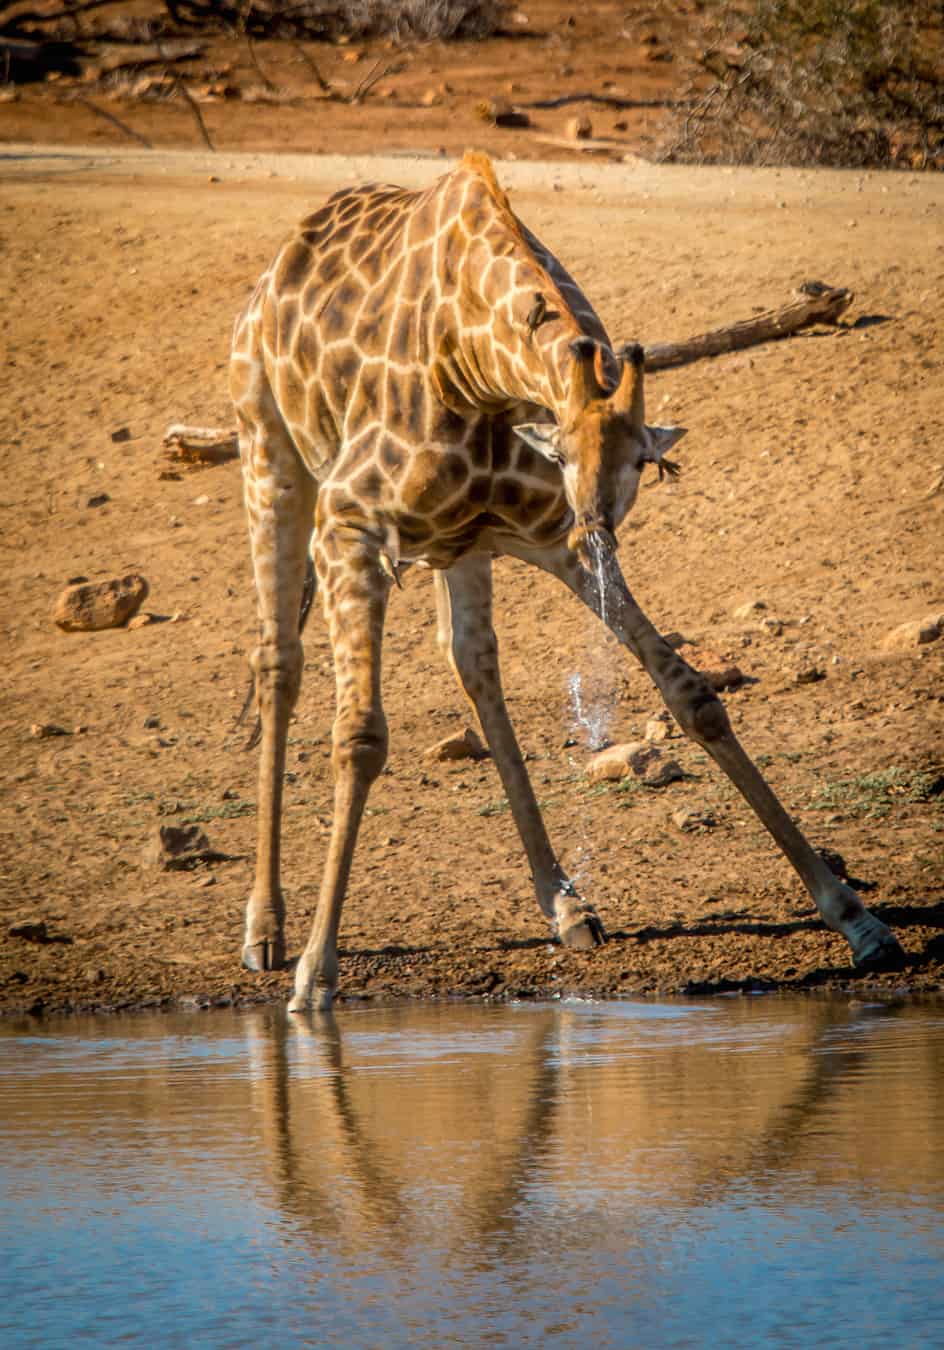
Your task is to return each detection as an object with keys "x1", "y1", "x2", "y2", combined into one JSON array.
[{"x1": 241, "y1": 1000, "x2": 944, "y2": 1255}]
